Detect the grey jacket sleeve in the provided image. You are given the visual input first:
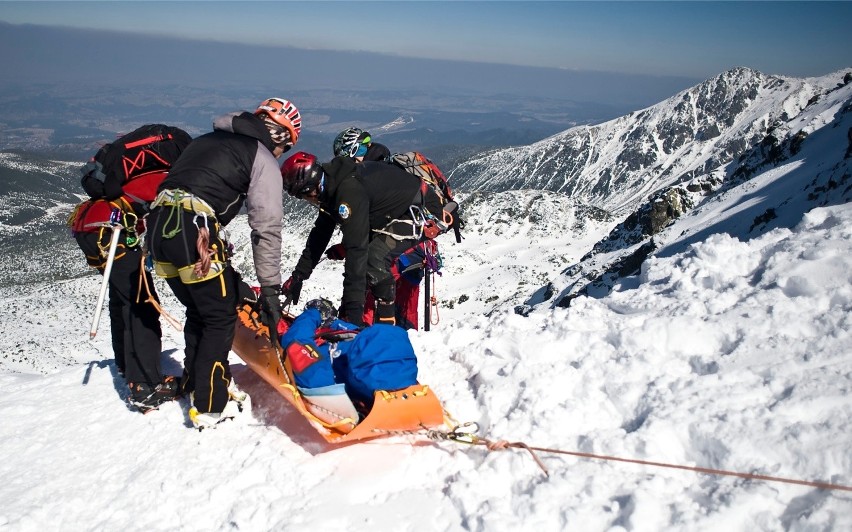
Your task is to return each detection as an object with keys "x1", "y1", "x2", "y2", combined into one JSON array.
[
  {"x1": 245, "y1": 141, "x2": 283, "y2": 287},
  {"x1": 212, "y1": 112, "x2": 241, "y2": 131}
]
